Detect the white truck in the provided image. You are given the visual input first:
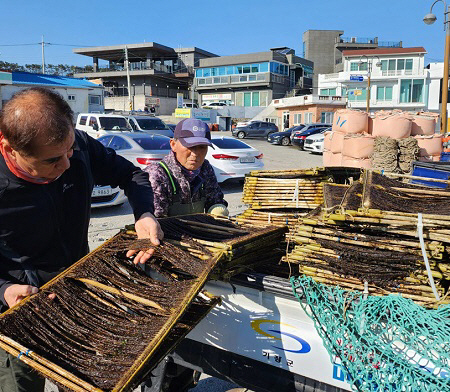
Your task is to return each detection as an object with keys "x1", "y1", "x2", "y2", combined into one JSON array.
[{"x1": 145, "y1": 271, "x2": 352, "y2": 392}]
